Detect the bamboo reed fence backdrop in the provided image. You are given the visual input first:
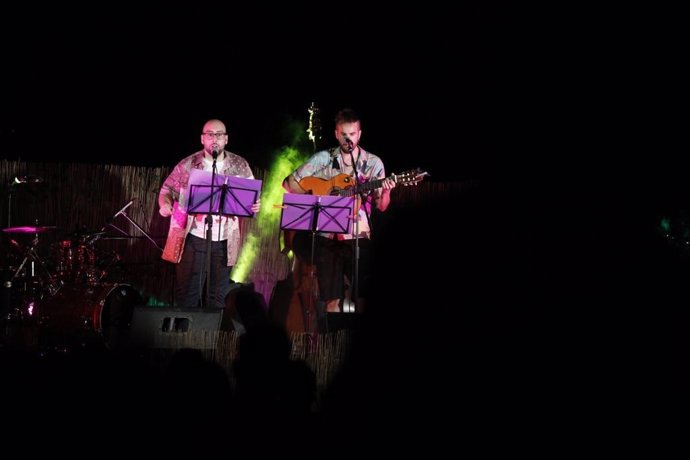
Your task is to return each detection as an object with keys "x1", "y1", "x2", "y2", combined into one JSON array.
[{"x1": 1, "y1": 160, "x2": 470, "y2": 308}]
